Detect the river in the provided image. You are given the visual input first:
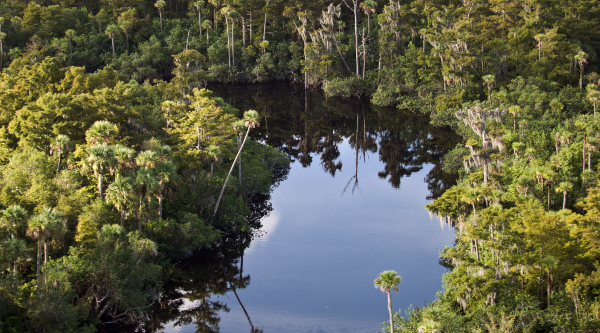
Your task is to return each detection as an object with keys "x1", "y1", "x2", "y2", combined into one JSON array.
[{"x1": 154, "y1": 83, "x2": 459, "y2": 333}]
